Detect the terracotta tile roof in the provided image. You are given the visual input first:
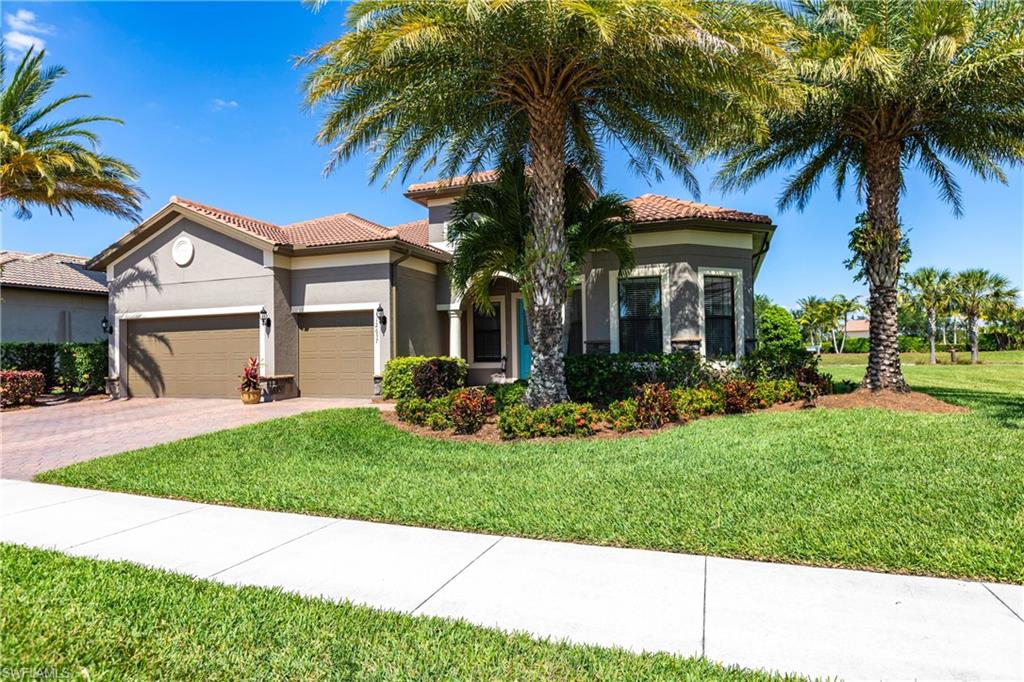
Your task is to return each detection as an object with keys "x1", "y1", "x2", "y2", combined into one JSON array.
[
  {"x1": 166, "y1": 197, "x2": 443, "y2": 254},
  {"x1": 844, "y1": 319, "x2": 870, "y2": 333},
  {"x1": 389, "y1": 218, "x2": 430, "y2": 247},
  {"x1": 626, "y1": 194, "x2": 772, "y2": 225},
  {"x1": 406, "y1": 170, "x2": 501, "y2": 194},
  {"x1": 0, "y1": 251, "x2": 107, "y2": 294}
]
